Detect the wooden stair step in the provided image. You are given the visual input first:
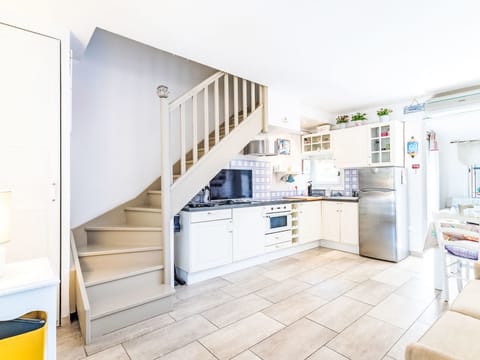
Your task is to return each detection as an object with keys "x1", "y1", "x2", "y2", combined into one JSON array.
[
  {"x1": 85, "y1": 225, "x2": 162, "y2": 247},
  {"x1": 125, "y1": 206, "x2": 162, "y2": 226},
  {"x1": 90, "y1": 282, "x2": 173, "y2": 321},
  {"x1": 77, "y1": 243, "x2": 163, "y2": 257}
]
